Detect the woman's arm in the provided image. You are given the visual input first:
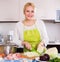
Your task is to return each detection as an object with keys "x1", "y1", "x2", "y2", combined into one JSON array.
[
  {"x1": 36, "y1": 20, "x2": 49, "y2": 47},
  {"x1": 40, "y1": 20, "x2": 49, "y2": 46},
  {"x1": 10, "y1": 22, "x2": 23, "y2": 47}
]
